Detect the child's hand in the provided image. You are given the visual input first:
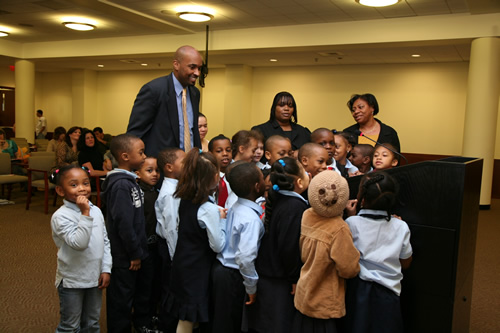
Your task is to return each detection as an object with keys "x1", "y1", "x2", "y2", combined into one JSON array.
[
  {"x1": 345, "y1": 199, "x2": 358, "y2": 217},
  {"x1": 219, "y1": 208, "x2": 228, "y2": 219},
  {"x1": 291, "y1": 283, "x2": 297, "y2": 295},
  {"x1": 245, "y1": 293, "x2": 257, "y2": 305},
  {"x1": 76, "y1": 196, "x2": 90, "y2": 216},
  {"x1": 98, "y1": 273, "x2": 111, "y2": 289},
  {"x1": 129, "y1": 259, "x2": 141, "y2": 271},
  {"x1": 349, "y1": 171, "x2": 363, "y2": 177},
  {"x1": 392, "y1": 214, "x2": 402, "y2": 220}
]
